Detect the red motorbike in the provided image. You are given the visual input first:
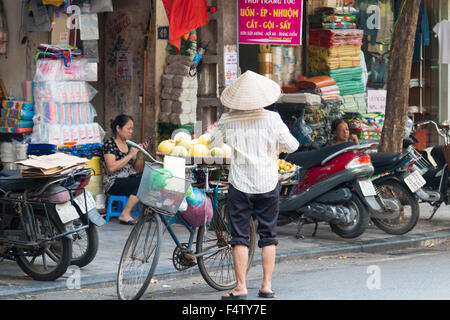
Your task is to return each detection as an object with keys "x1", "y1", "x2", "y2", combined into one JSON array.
[{"x1": 278, "y1": 141, "x2": 400, "y2": 239}]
